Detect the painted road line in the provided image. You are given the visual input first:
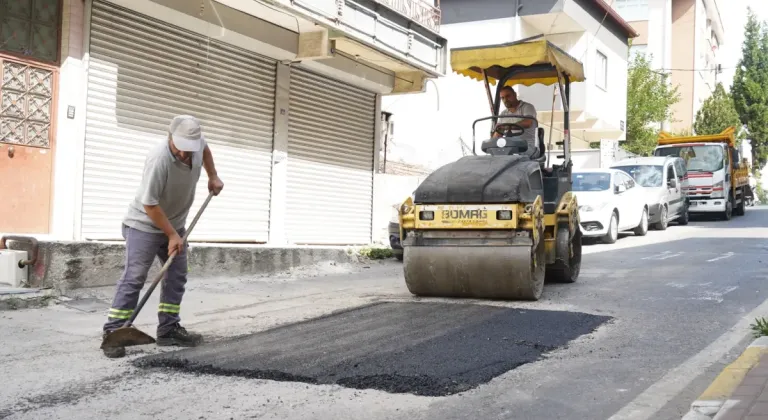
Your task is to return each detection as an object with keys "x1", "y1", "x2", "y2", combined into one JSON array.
[
  {"x1": 682, "y1": 337, "x2": 768, "y2": 420},
  {"x1": 642, "y1": 251, "x2": 684, "y2": 261},
  {"x1": 606, "y1": 297, "x2": 768, "y2": 420},
  {"x1": 707, "y1": 252, "x2": 735, "y2": 263}
]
